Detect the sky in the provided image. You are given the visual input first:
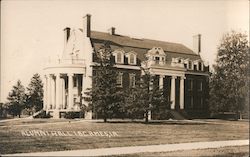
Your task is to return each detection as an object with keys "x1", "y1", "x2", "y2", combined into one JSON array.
[{"x1": 1, "y1": 0, "x2": 249, "y2": 102}]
